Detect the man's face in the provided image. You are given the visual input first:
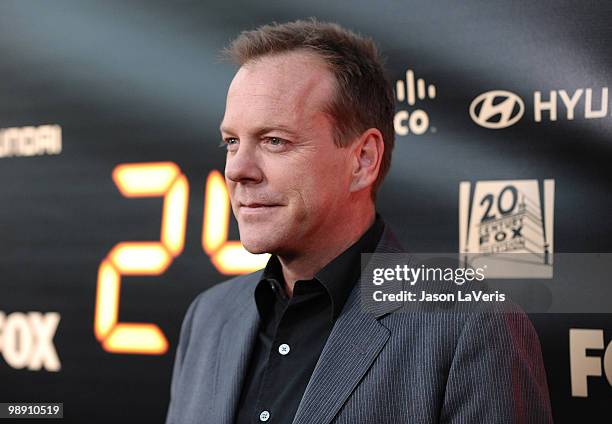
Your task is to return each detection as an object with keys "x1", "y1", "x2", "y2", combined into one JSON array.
[{"x1": 220, "y1": 51, "x2": 355, "y2": 256}]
